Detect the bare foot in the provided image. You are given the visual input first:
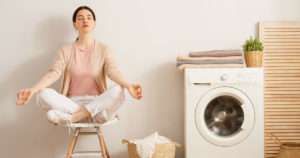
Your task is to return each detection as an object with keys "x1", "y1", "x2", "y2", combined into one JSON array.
[{"x1": 71, "y1": 106, "x2": 92, "y2": 123}]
